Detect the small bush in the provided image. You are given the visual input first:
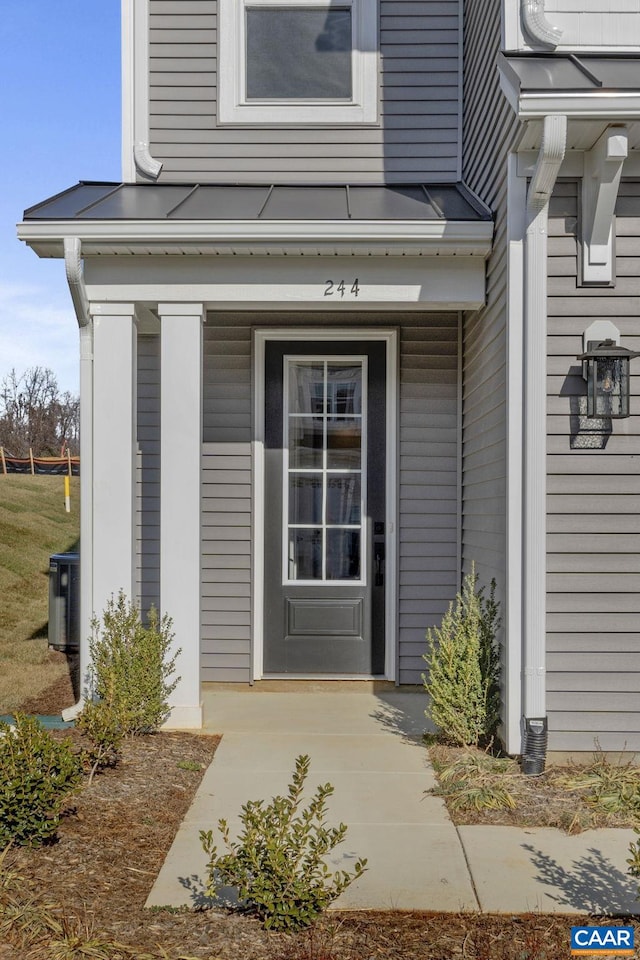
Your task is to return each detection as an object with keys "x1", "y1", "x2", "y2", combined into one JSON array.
[
  {"x1": 82, "y1": 591, "x2": 181, "y2": 737},
  {"x1": 76, "y1": 698, "x2": 124, "y2": 784},
  {"x1": 200, "y1": 754, "x2": 367, "y2": 931},
  {"x1": 422, "y1": 565, "x2": 501, "y2": 747},
  {"x1": 0, "y1": 715, "x2": 82, "y2": 846}
]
